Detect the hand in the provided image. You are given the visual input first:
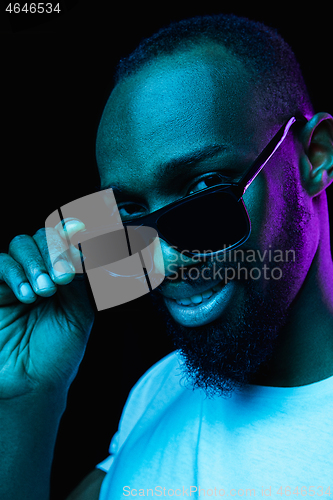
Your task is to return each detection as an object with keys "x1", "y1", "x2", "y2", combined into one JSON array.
[{"x1": 0, "y1": 219, "x2": 95, "y2": 400}]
